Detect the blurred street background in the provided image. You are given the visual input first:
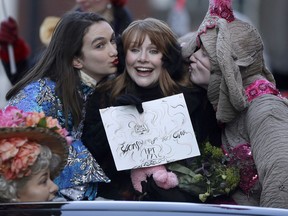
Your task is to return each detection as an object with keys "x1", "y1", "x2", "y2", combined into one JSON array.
[{"x1": 1, "y1": 0, "x2": 288, "y2": 107}]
